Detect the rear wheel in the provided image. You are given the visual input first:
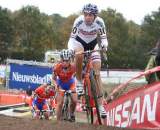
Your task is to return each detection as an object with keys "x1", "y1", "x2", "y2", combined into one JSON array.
[{"x1": 89, "y1": 69, "x2": 102, "y2": 125}]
